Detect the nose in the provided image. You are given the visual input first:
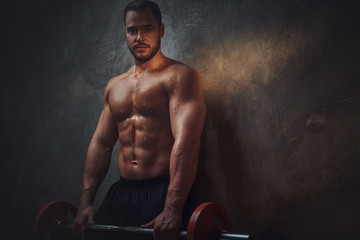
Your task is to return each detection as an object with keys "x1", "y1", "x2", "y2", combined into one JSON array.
[{"x1": 136, "y1": 30, "x2": 144, "y2": 42}]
